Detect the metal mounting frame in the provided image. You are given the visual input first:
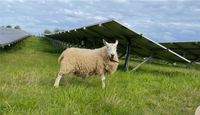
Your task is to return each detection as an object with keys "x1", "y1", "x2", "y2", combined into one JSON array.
[{"x1": 131, "y1": 56, "x2": 152, "y2": 72}]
